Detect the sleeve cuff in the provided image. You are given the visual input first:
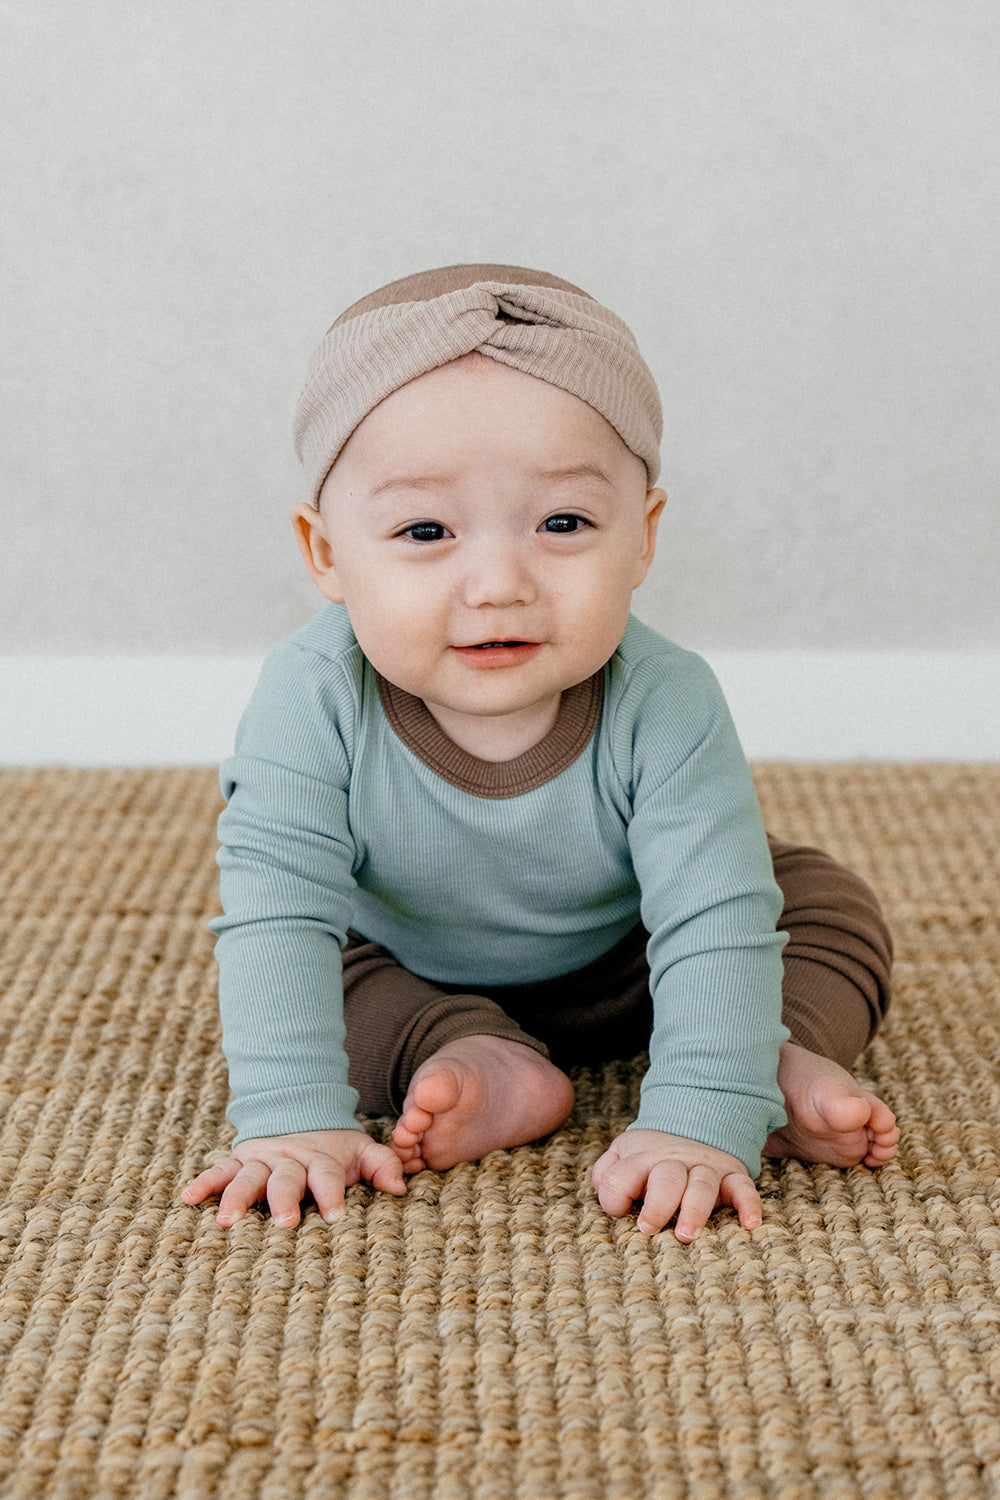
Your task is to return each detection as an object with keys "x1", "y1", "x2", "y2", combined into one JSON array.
[
  {"x1": 629, "y1": 1083, "x2": 787, "y2": 1179},
  {"x1": 227, "y1": 1081, "x2": 361, "y2": 1145}
]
